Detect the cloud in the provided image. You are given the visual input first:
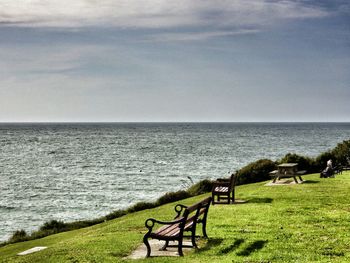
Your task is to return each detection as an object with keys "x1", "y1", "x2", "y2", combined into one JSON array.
[
  {"x1": 0, "y1": 0, "x2": 329, "y2": 29},
  {"x1": 146, "y1": 29, "x2": 260, "y2": 42},
  {"x1": 0, "y1": 45, "x2": 92, "y2": 77}
]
